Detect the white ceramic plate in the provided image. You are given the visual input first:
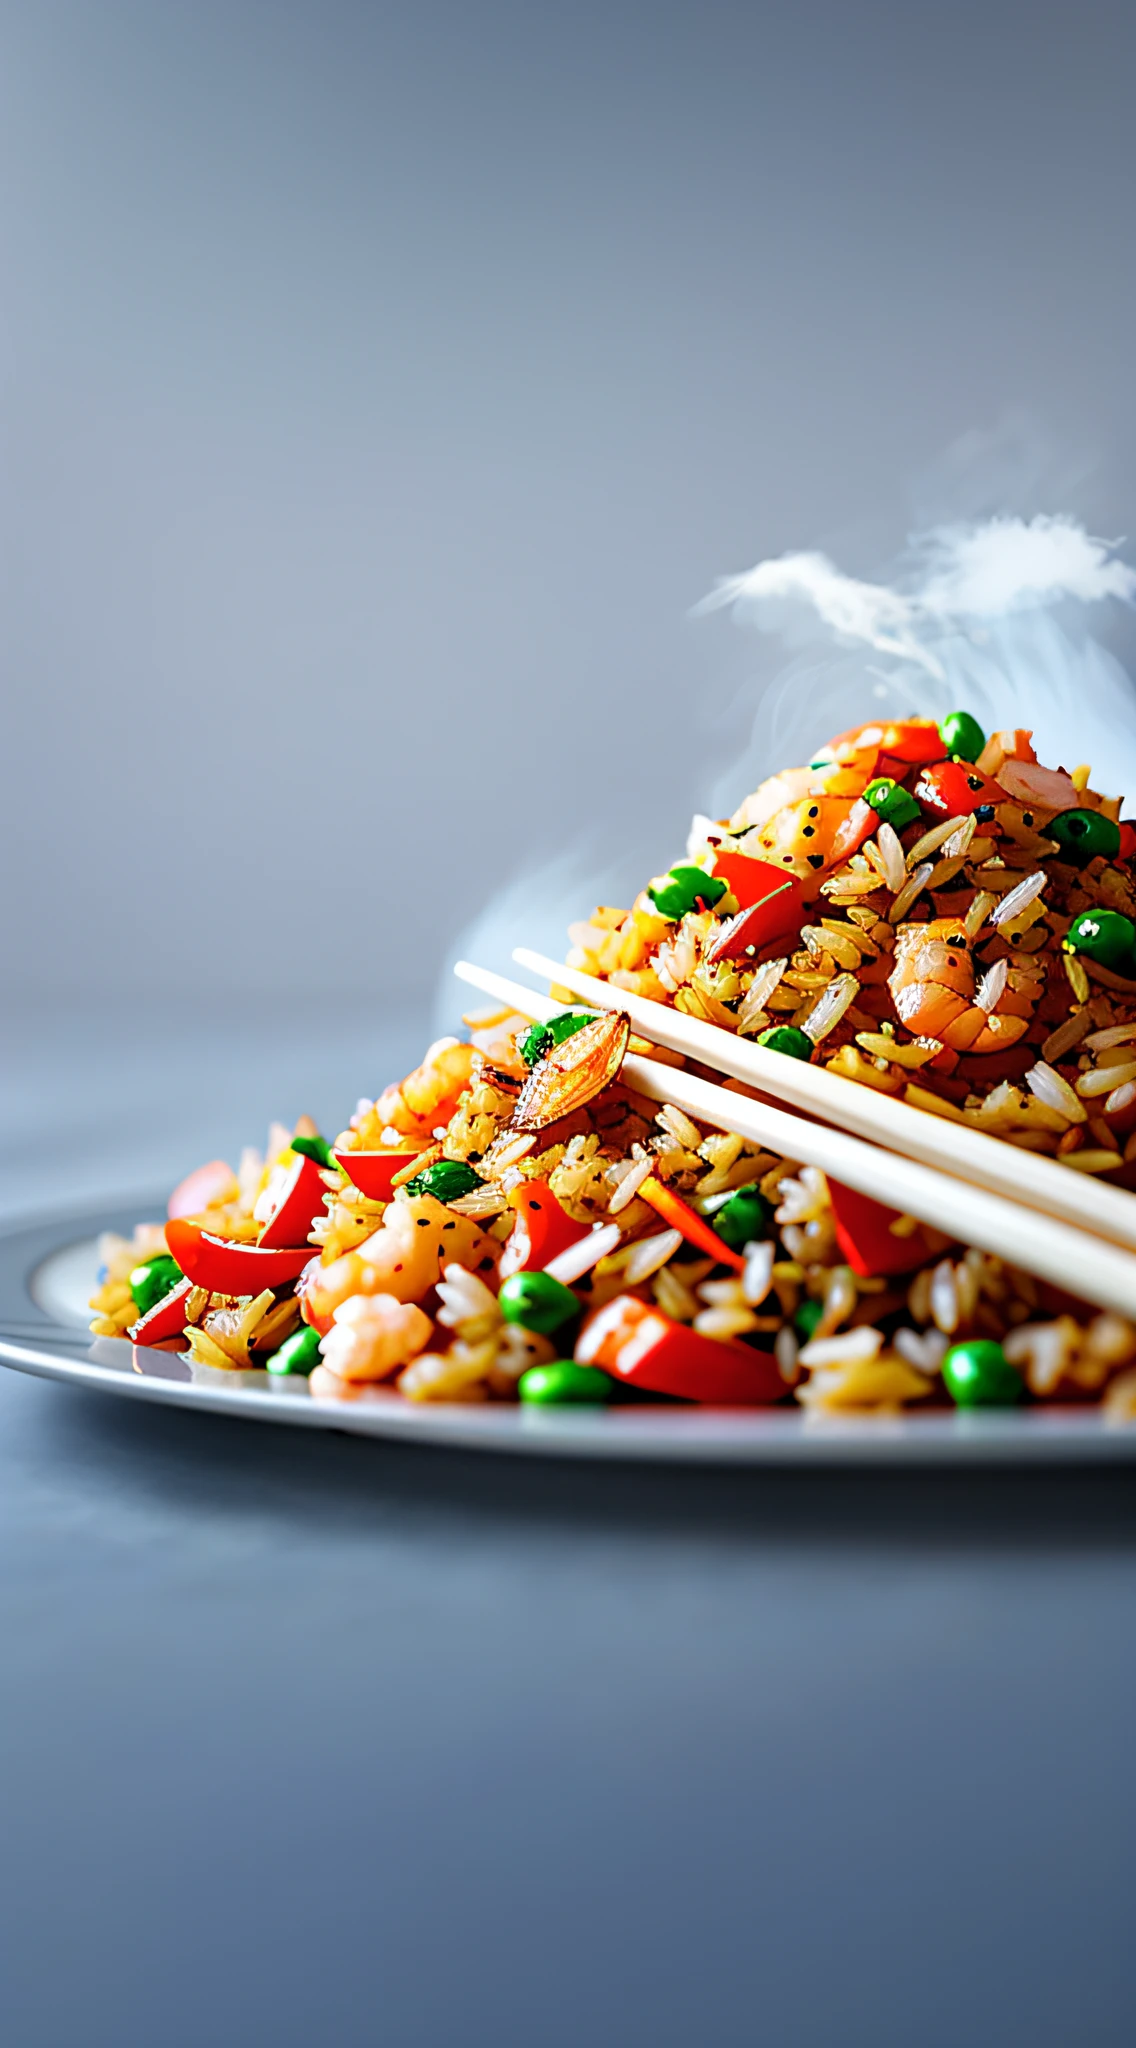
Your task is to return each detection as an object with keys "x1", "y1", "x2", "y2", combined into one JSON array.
[{"x1": 4, "y1": 1199, "x2": 1136, "y2": 1463}]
